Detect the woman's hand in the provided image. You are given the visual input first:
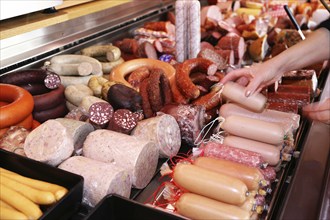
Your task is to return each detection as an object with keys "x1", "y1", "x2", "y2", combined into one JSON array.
[
  {"x1": 302, "y1": 98, "x2": 330, "y2": 125},
  {"x1": 220, "y1": 62, "x2": 283, "y2": 97}
]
